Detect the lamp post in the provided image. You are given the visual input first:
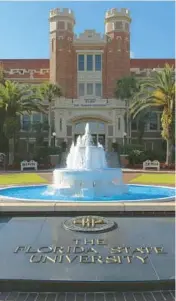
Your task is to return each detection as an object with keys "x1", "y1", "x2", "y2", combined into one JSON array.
[
  {"x1": 52, "y1": 132, "x2": 56, "y2": 147},
  {"x1": 123, "y1": 132, "x2": 127, "y2": 146}
]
